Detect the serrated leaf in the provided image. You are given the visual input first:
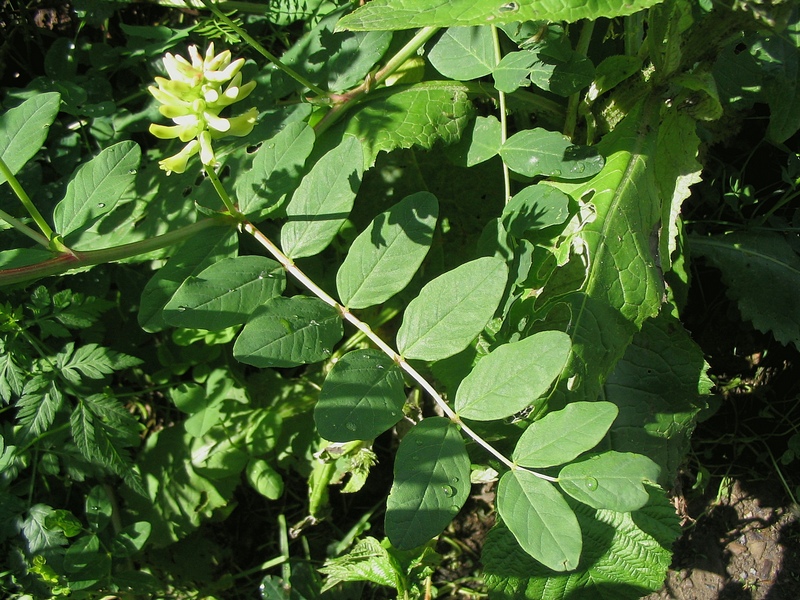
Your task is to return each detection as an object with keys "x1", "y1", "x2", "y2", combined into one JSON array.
[
  {"x1": 281, "y1": 135, "x2": 363, "y2": 259},
  {"x1": 53, "y1": 141, "x2": 141, "y2": 239},
  {"x1": 513, "y1": 401, "x2": 619, "y2": 468},
  {"x1": 428, "y1": 26, "x2": 495, "y2": 80},
  {"x1": 337, "y1": 192, "x2": 438, "y2": 309},
  {"x1": 397, "y1": 256, "x2": 508, "y2": 361},
  {"x1": 0, "y1": 351, "x2": 25, "y2": 402},
  {"x1": 337, "y1": 0, "x2": 665, "y2": 30},
  {"x1": 345, "y1": 82, "x2": 474, "y2": 167},
  {"x1": 315, "y1": 349, "x2": 406, "y2": 442},
  {"x1": 558, "y1": 452, "x2": 661, "y2": 512},
  {"x1": 455, "y1": 331, "x2": 571, "y2": 421},
  {"x1": 319, "y1": 537, "x2": 399, "y2": 592},
  {"x1": 385, "y1": 417, "x2": 470, "y2": 550},
  {"x1": 235, "y1": 121, "x2": 315, "y2": 218},
  {"x1": 484, "y1": 487, "x2": 679, "y2": 597},
  {"x1": 0, "y1": 92, "x2": 60, "y2": 185},
  {"x1": 163, "y1": 256, "x2": 286, "y2": 330},
  {"x1": 501, "y1": 184, "x2": 571, "y2": 240},
  {"x1": 17, "y1": 378, "x2": 62, "y2": 441},
  {"x1": 138, "y1": 224, "x2": 238, "y2": 333},
  {"x1": 690, "y1": 230, "x2": 800, "y2": 350},
  {"x1": 234, "y1": 296, "x2": 343, "y2": 368},
  {"x1": 497, "y1": 469, "x2": 581, "y2": 571},
  {"x1": 500, "y1": 128, "x2": 604, "y2": 179},
  {"x1": 57, "y1": 343, "x2": 142, "y2": 384},
  {"x1": 22, "y1": 504, "x2": 69, "y2": 555}
]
